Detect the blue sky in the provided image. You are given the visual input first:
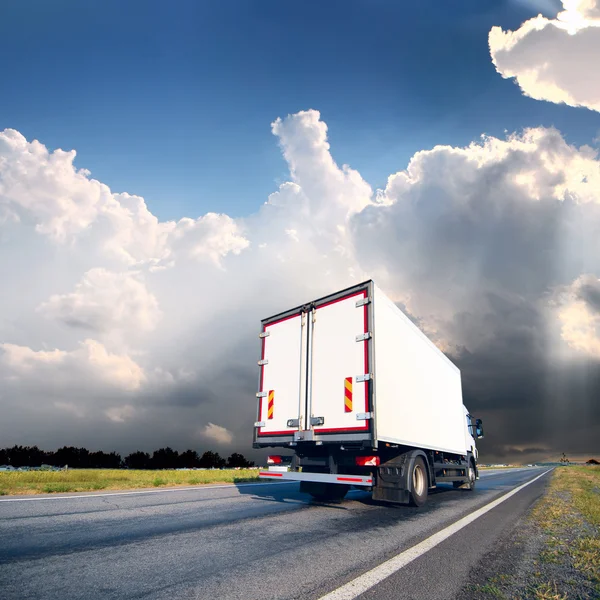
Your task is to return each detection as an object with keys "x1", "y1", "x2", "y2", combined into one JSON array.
[{"x1": 1, "y1": 0, "x2": 596, "y2": 222}]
